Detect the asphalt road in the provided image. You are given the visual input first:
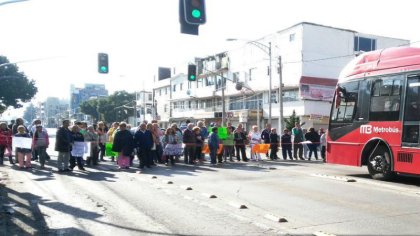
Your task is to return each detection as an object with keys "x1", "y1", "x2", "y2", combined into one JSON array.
[{"x1": 1, "y1": 138, "x2": 420, "y2": 236}]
